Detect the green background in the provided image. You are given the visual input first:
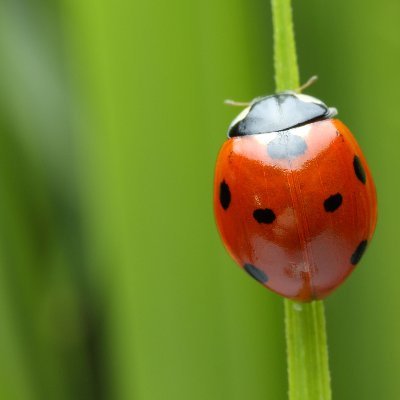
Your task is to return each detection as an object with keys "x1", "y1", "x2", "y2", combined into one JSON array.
[{"x1": 0, "y1": 0, "x2": 397, "y2": 399}]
